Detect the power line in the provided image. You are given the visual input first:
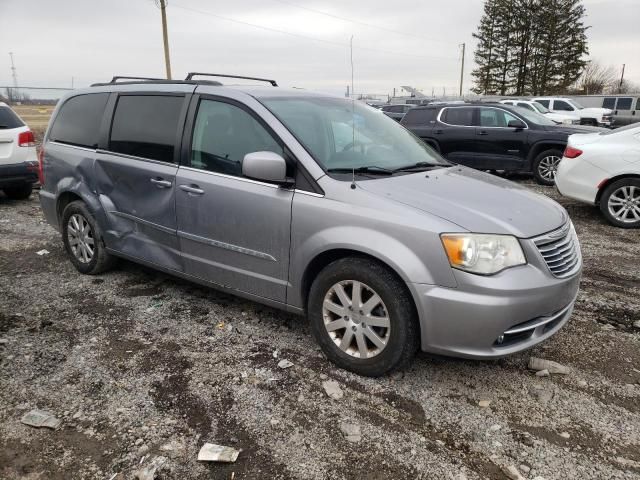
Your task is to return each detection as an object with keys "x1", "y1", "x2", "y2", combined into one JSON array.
[
  {"x1": 267, "y1": 0, "x2": 452, "y2": 45},
  {"x1": 170, "y1": 2, "x2": 458, "y2": 62}
]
